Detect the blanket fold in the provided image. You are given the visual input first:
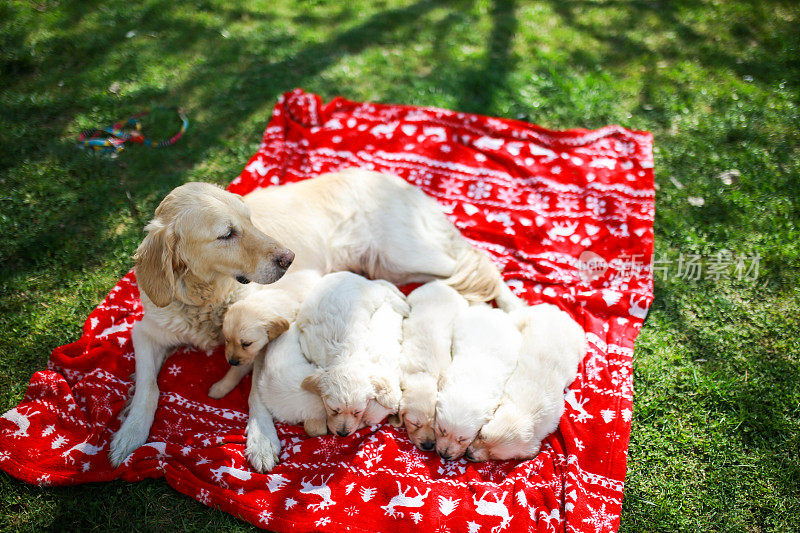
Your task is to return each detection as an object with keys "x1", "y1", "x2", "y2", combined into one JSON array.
[{"x1": 0, "y1": 88, "x2": 654, "y2": 533}]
